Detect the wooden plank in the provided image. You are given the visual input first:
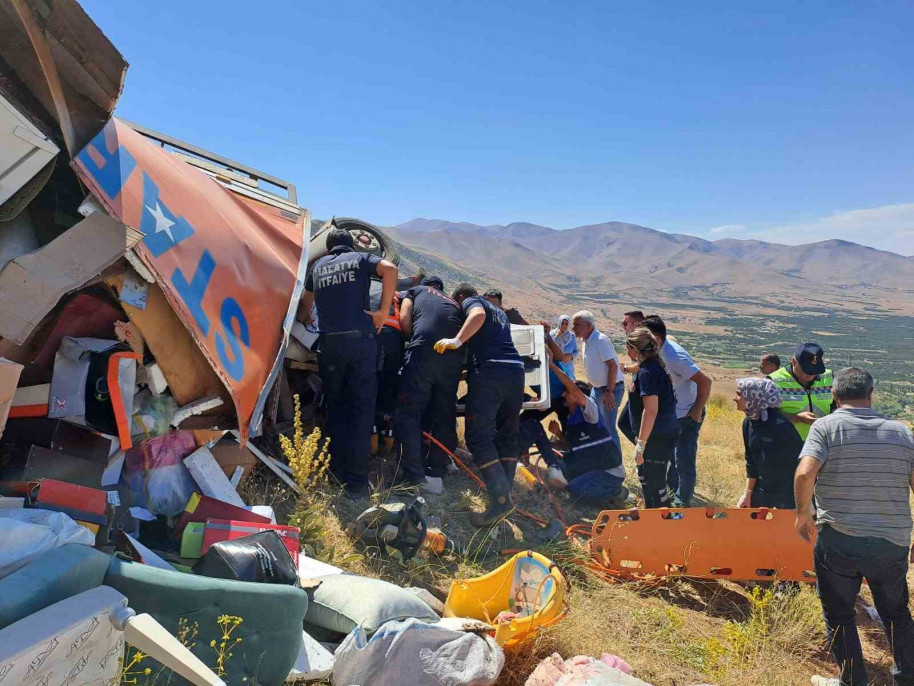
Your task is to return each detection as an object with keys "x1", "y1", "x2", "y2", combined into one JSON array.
[
  {"x1": 231, "y1": 431, "x2": 300, "y2": 494},
  {"x1": 0, "y1": 213, "x2": 141, "y2": 344},
  {"x1": 108, "y1": 275, "x2": 228, "y2": 406}
]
